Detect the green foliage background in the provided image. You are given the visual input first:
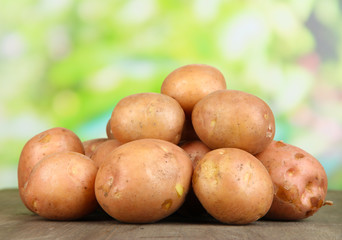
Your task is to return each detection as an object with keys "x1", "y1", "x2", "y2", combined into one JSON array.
[{"x1": 1, "y1": 0, "x2": 342, "y2": 189}]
